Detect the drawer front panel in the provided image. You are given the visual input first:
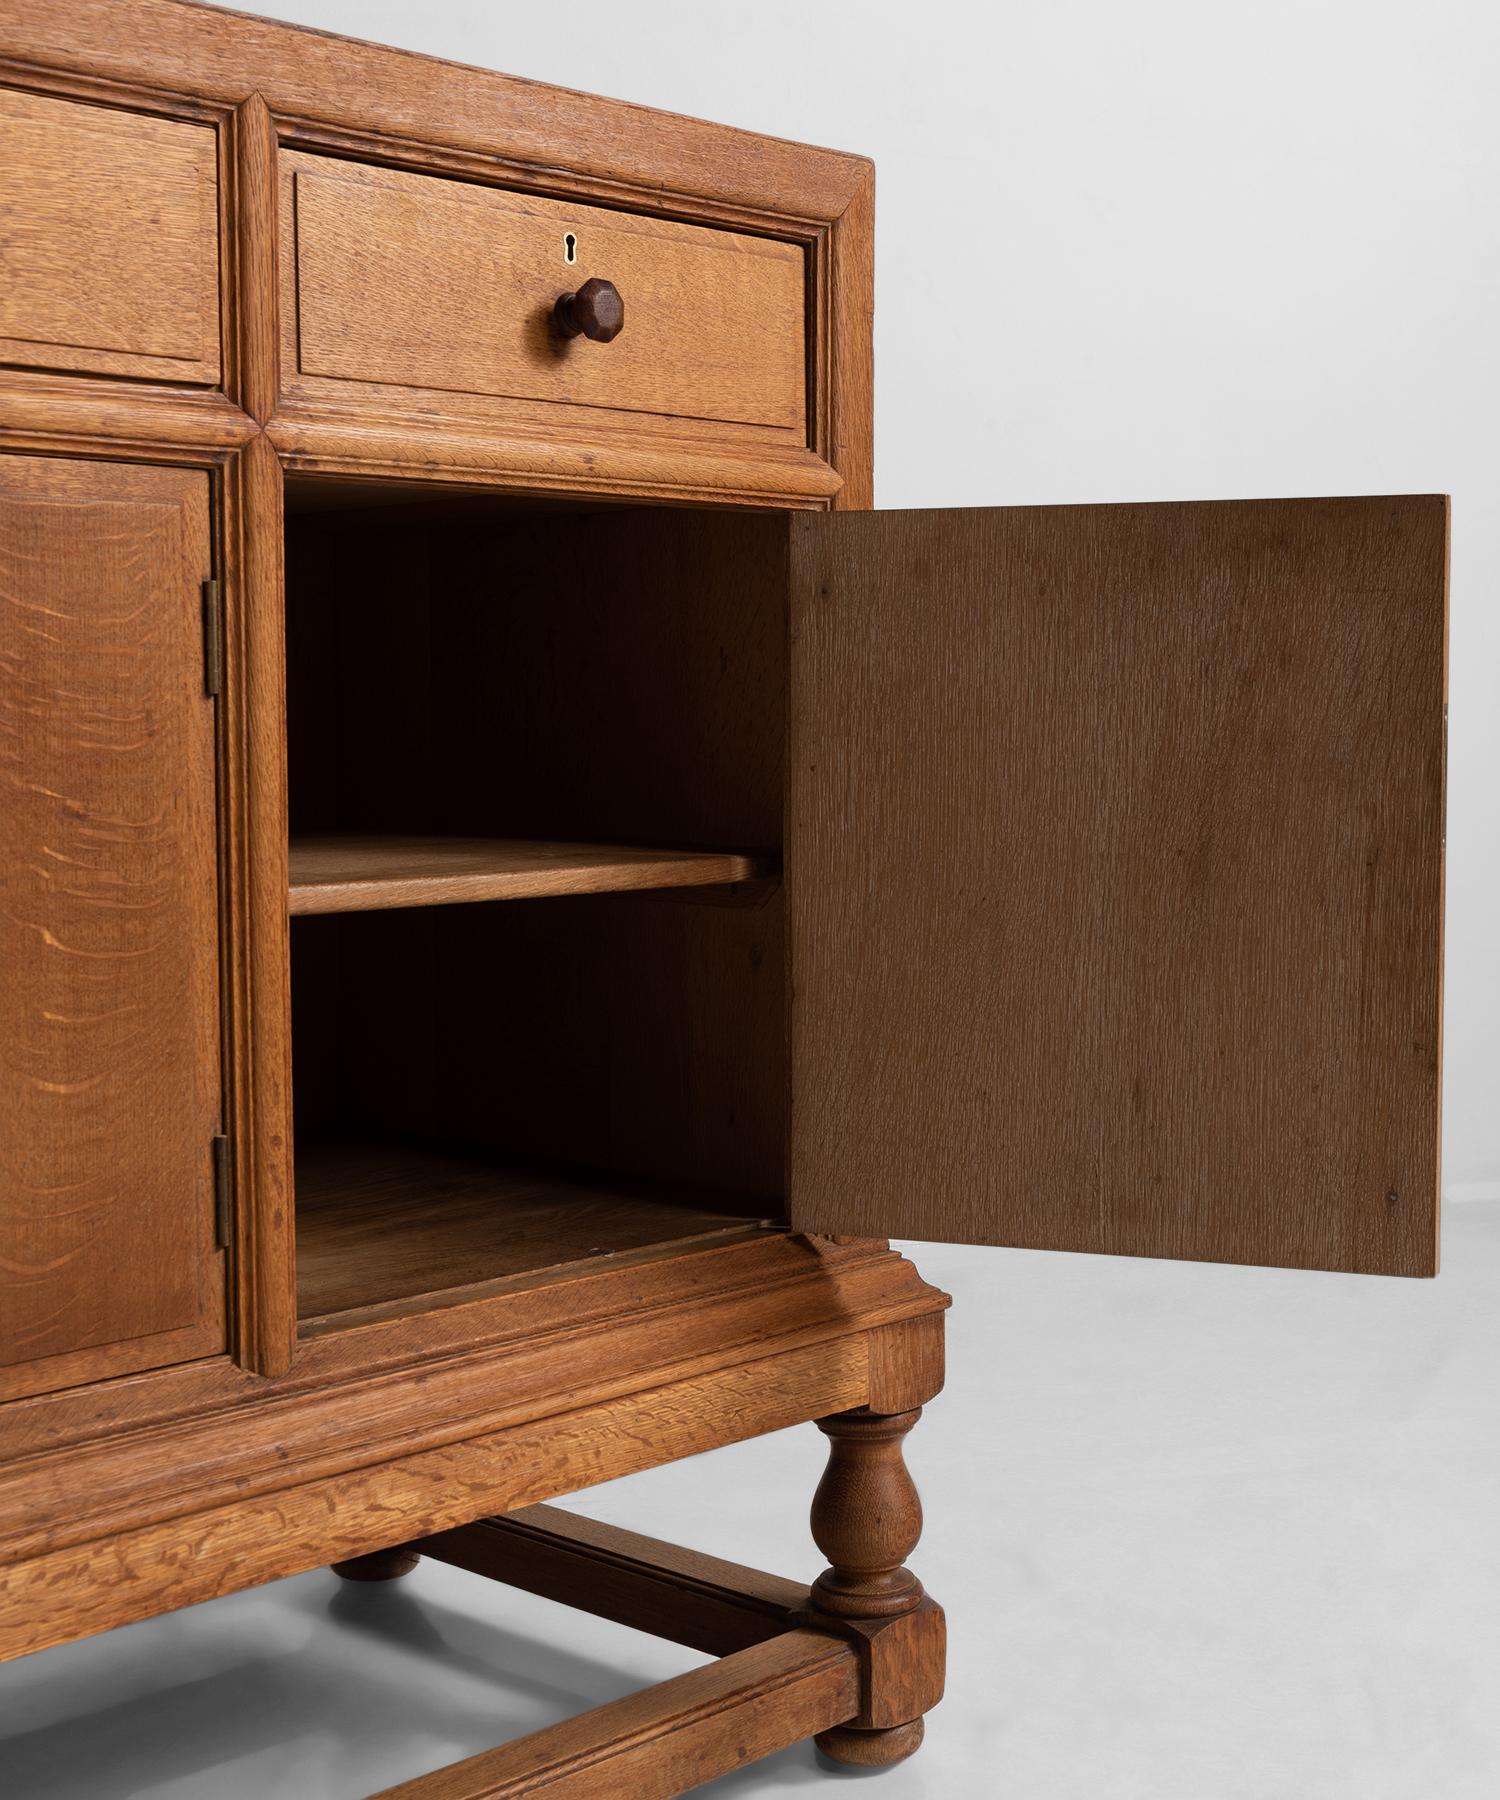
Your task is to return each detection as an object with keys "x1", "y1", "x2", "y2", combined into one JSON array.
[
  {"x1": 0, "y1": 89, "x2": 220, "y2": 384},
  {"x1": 287, "y1": 155, "x2": 806, "y2": 434}
]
